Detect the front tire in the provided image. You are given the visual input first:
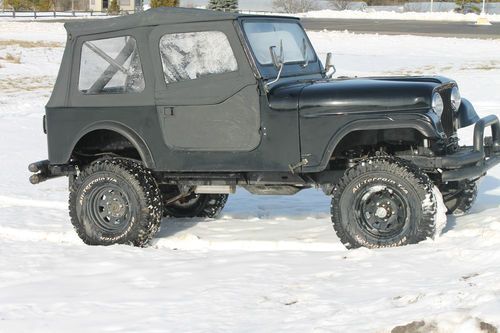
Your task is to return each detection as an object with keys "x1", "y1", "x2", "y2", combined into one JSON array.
[
  {"x1": 69, "y1": 158, "x2": 163, "y2": 247},
  {"x1": 331, "y1": 157, "x2": 438, "y2": 249}
]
